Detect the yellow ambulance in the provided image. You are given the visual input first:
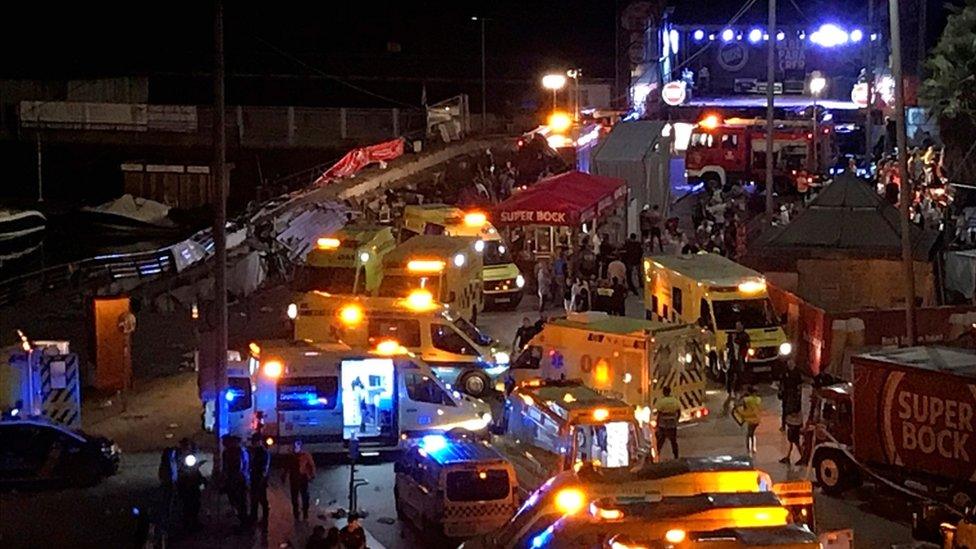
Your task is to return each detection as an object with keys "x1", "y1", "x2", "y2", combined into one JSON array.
[
  {"x1": 643, "y1": 253, "x2": 792, "y2": 379},
  {"x1": 294, "y1": 224, "x2": 396, "y2": 295},
  {"x1": 508, "y1": 311, "x2": 711, "y2": 424},
  {"x1": 291, "y1": 291, "x2": 510, "y2": 396},
  {"x1": 401, "y1": 205, "x2": 524, "y2": 309},
  {"x1": 377, "y1": 235, "x2": 484, "y2": 323}
]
